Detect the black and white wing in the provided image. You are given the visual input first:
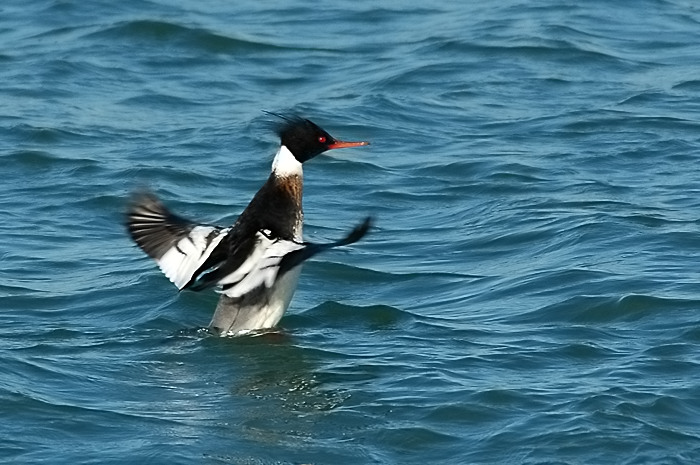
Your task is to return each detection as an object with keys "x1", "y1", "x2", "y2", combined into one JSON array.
[
  {"x1": 218, "y1": 230, "x2": 305, "y2": 299},
  {"x1": 126, "y1": 193, "x2": 230, "y2": 290},
  {"x1": 217, "y1": 217, "x2": 373, "y2": 299}
]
